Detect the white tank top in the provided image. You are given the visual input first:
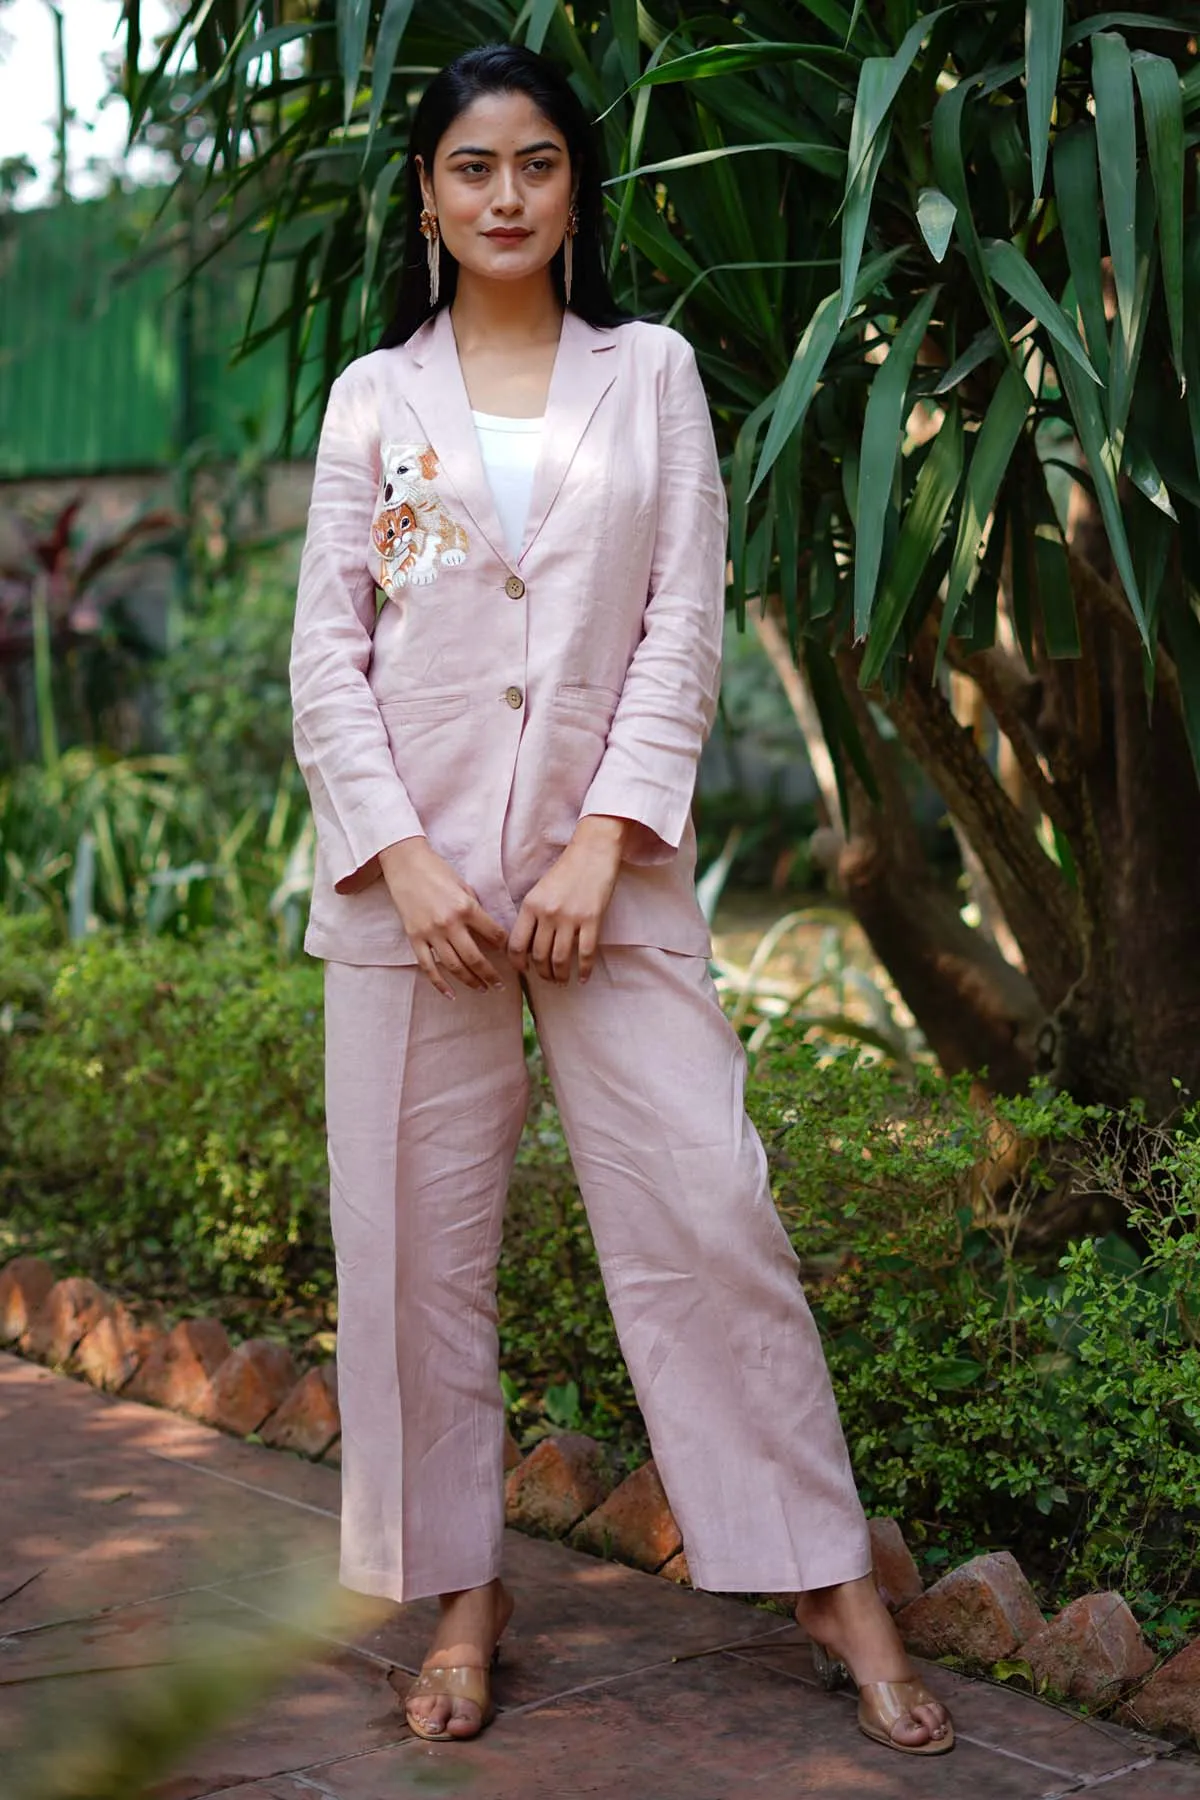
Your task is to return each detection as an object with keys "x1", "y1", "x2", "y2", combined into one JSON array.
[{"x1": 471, "y1": 409, "x2": 543, "y2": 560}]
